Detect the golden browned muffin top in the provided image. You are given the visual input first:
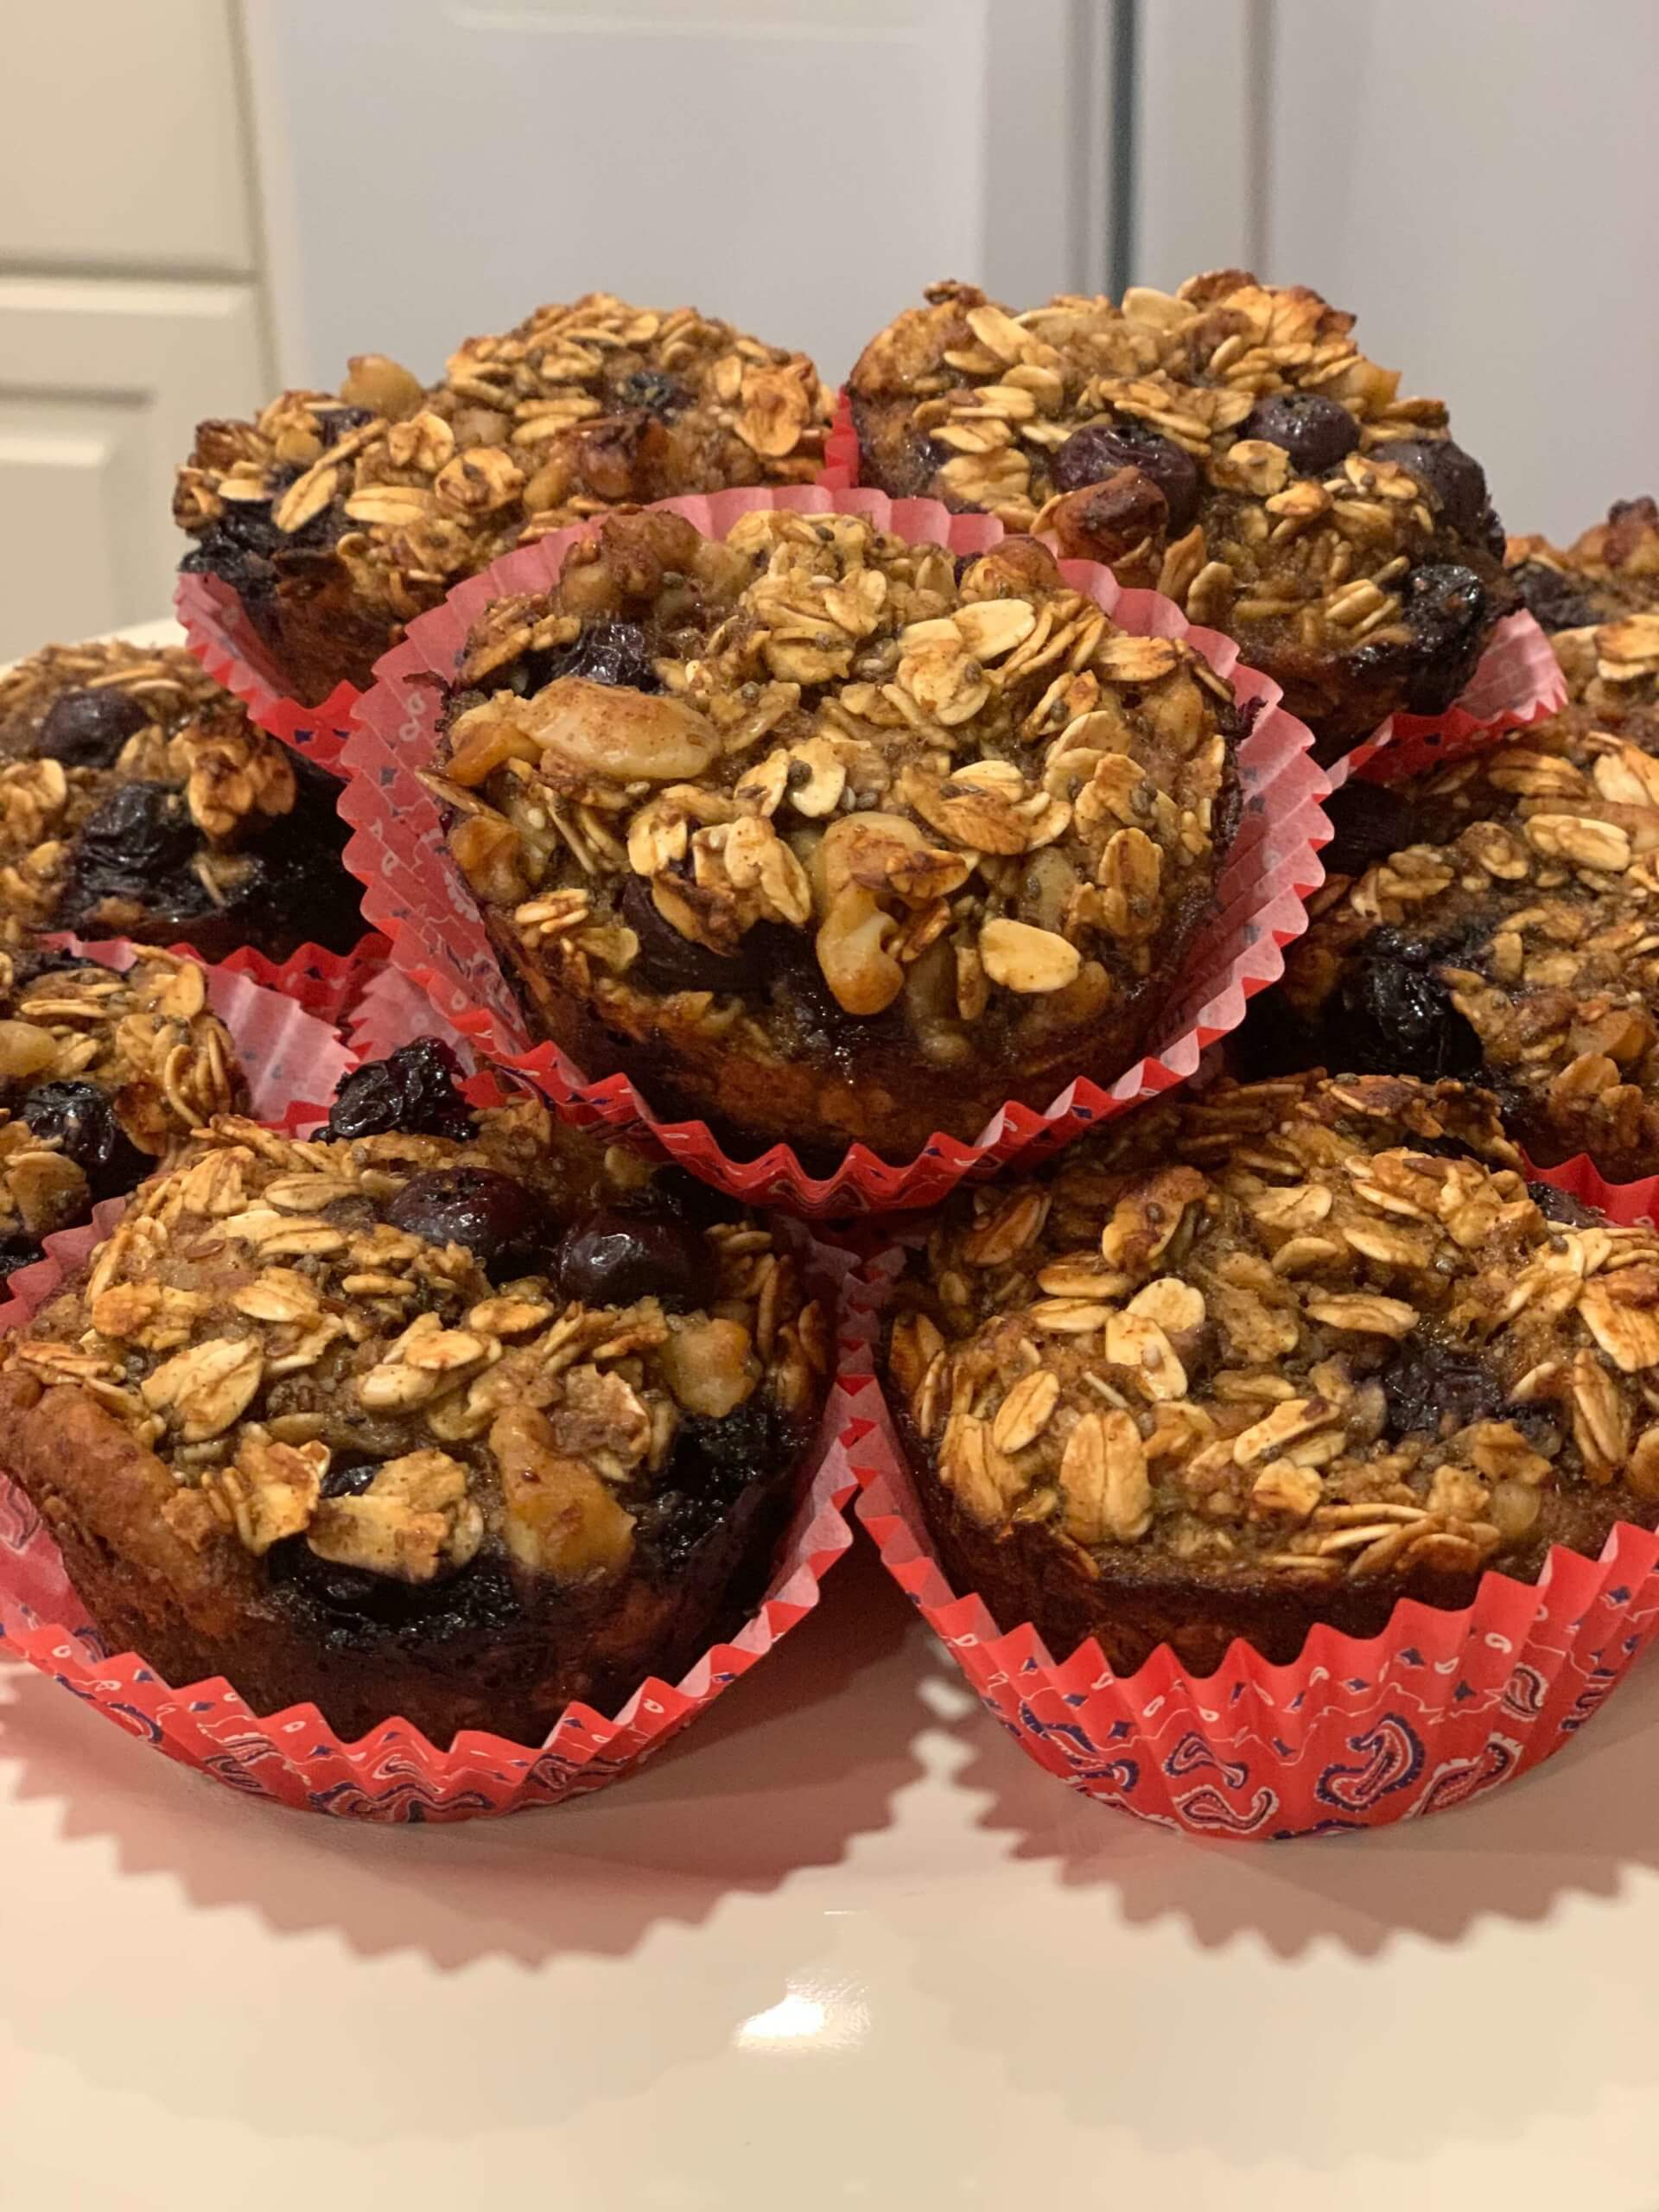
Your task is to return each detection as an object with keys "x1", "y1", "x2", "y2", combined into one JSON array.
[
  {"x1": 6, "y1": 1069, "x2": 829, "y2": 1594},
  {"x1": 849, "y1": 273, "x2": 1505, "y2": 699},
  {"x1": 888, "y1": 1072, "x2": 1659, "y2": 1592},
  {"x1": 433, "y1": 507, "x2": 1240, "y2": 1065},
  {"x1": 174, "y1": 292, "x2": 830, "y2": 623}
]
